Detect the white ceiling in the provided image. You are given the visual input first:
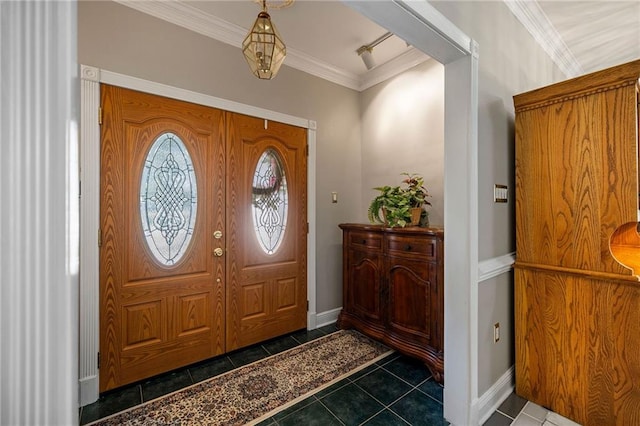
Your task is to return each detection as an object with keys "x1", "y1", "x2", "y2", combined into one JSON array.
[
  {"x1": 507, "y1": 0, "x2": 640, "y2": 77},
  {"x1": 117, "y1": 0, "x2": 640, "y2": 89}
]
